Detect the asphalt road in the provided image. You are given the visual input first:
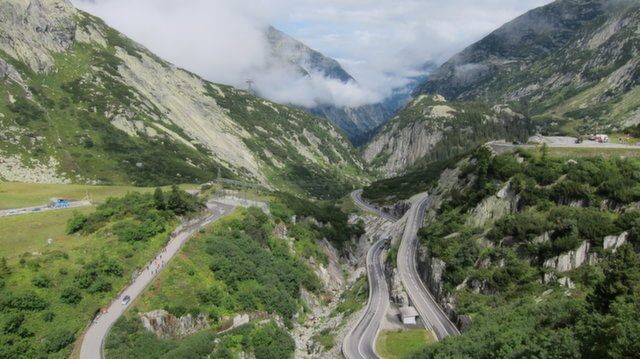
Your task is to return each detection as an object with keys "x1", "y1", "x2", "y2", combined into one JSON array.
[
  {"x1": 342, "y1": 237, "x2": 390, "y2": 359},
  {"x1": 397, "y1": 193, "x2": 460, "y2": 340},
  {"x1": 351, "y1": 190, "x2": 399, "y2": 222},
  {"x1": 0, "y1": 200, "x2": 92, "y2": 217},
  {"x1": 79, "y1": 201, "x2": 235, "y2": 359},
  {"x1": 342, "y1": 191, "x2": 399, "y2": 359}
]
